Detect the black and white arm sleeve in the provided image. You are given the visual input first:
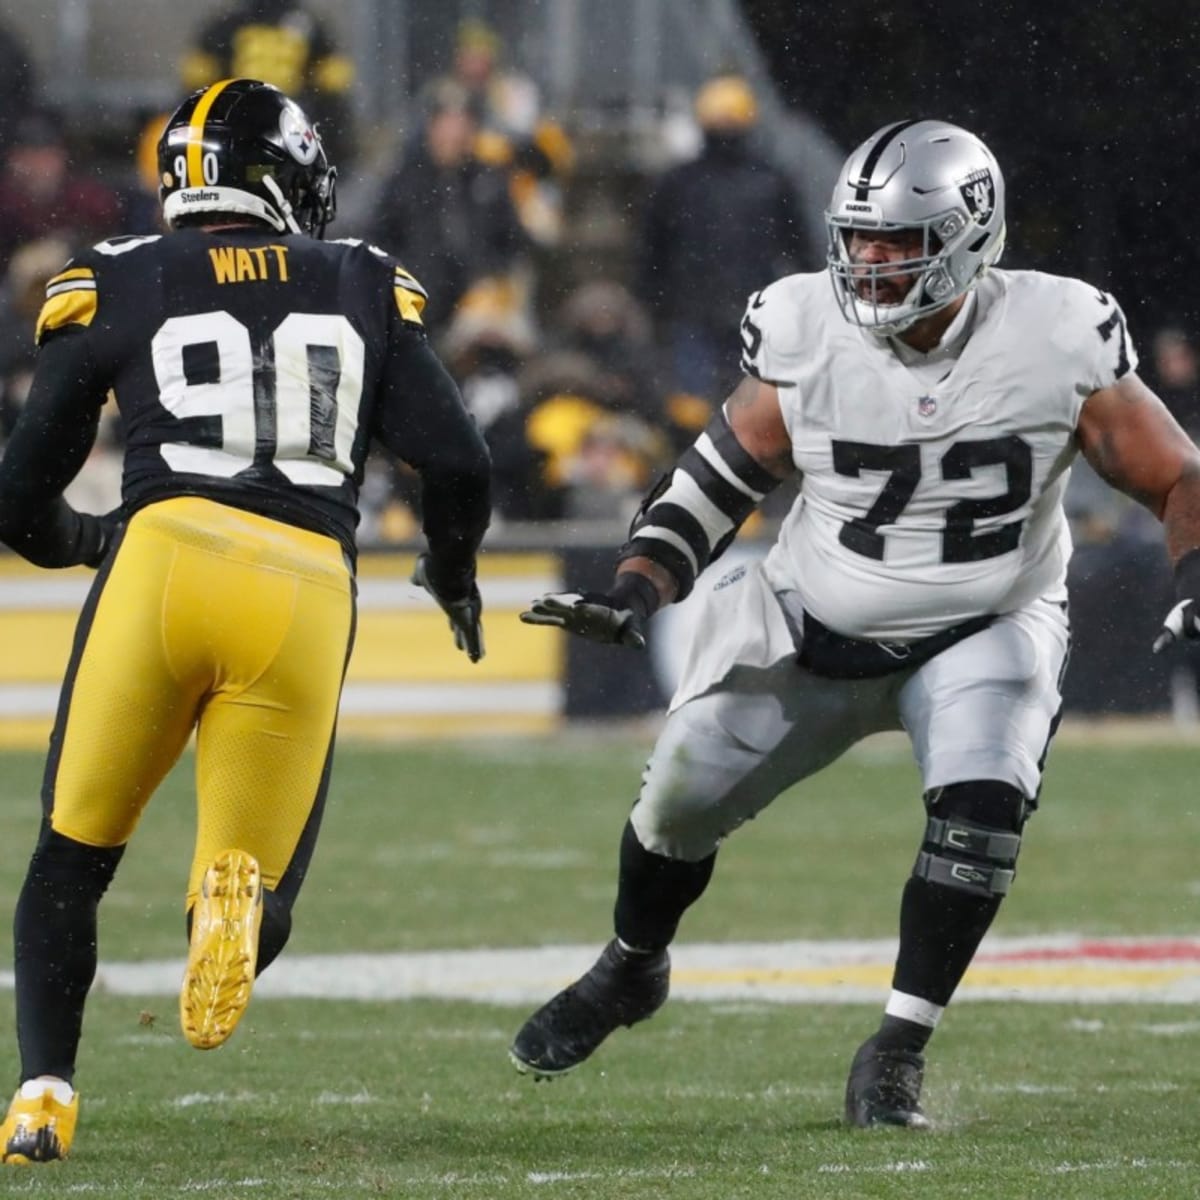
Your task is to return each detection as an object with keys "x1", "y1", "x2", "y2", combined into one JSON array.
[{"x1": 617, "y1": 410, "x2": 782, "y2": 598}]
